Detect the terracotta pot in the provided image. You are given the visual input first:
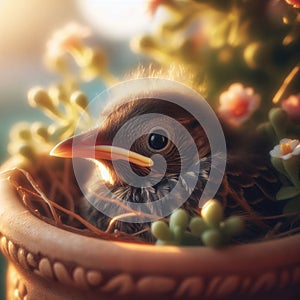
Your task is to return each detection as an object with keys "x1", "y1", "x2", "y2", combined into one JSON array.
[{"x1": 1, "y1": 179, "x2": 300, "y2": 300}]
